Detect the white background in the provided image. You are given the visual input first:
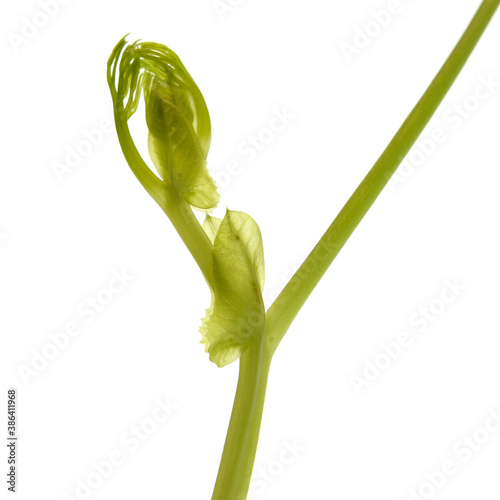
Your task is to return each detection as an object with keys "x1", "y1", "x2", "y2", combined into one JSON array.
[{"x1": 2, "y1": 0, "x2": 500, "y2": 499}]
